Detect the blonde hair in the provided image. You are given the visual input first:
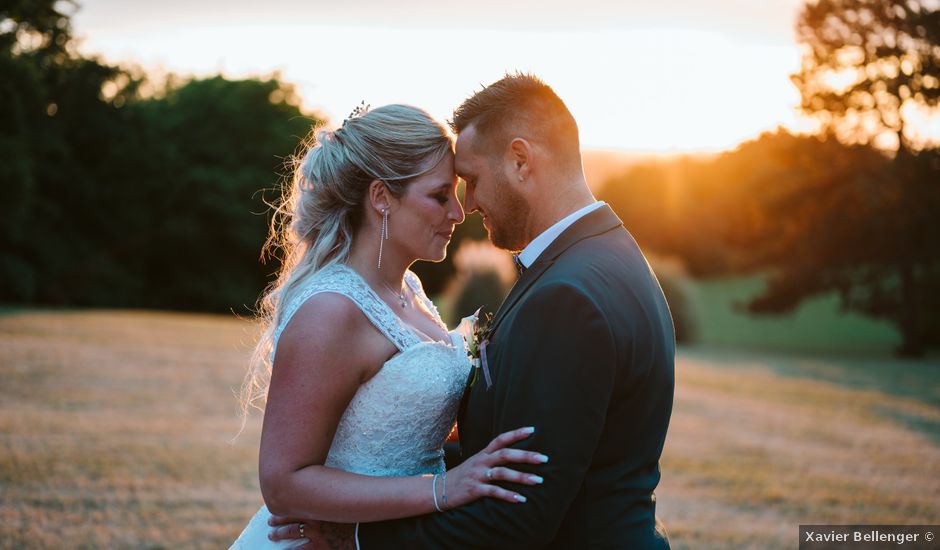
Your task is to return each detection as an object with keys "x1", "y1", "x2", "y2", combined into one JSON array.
[{"x1": 239, "y1": 104, "x2": 452, "y2": 420}]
